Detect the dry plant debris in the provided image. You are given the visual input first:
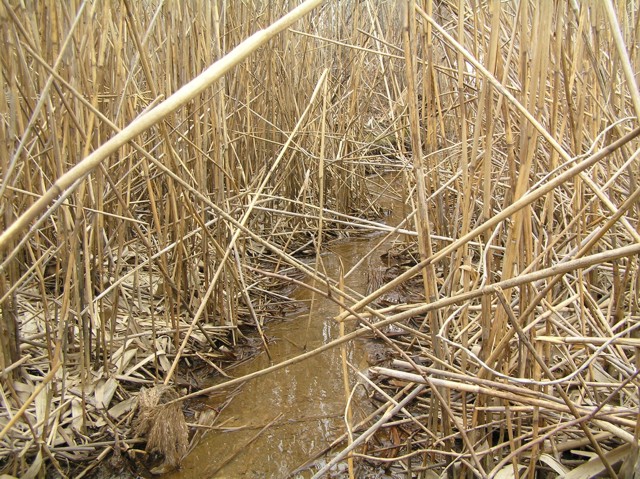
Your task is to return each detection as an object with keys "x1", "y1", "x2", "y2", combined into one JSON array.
[
  {"x1": 1, "y1": 0, "x2": 639, "y2": 478},
  {"x1": 133, "y1": 385, "x2": 188, "y2": 473}
]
